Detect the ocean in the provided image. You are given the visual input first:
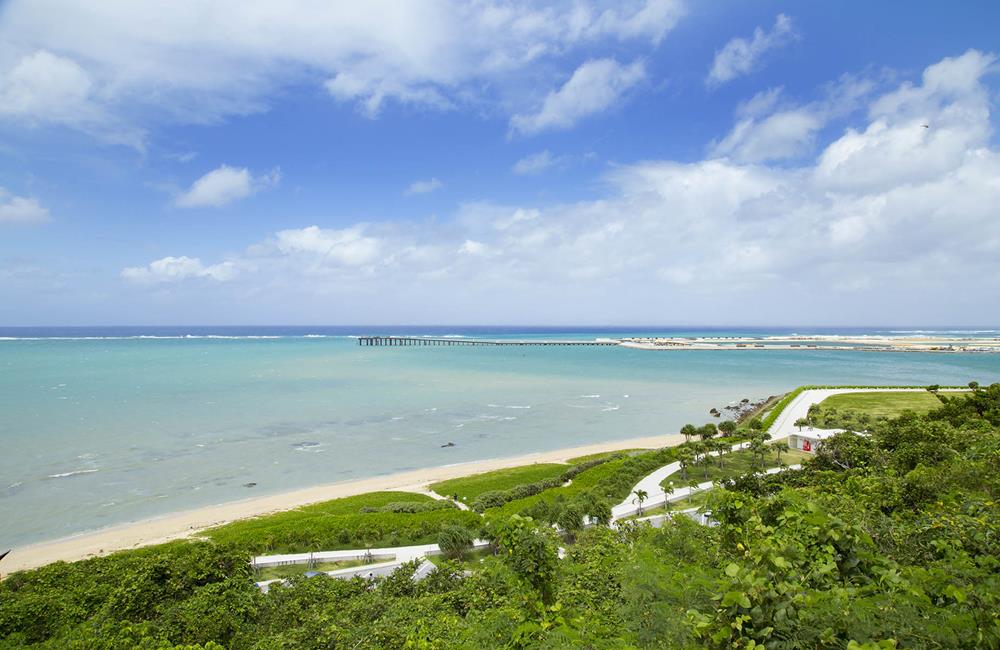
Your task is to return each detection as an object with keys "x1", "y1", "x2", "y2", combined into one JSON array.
[{"x1": 2, "y1": 325, "x2": 1000, "y2": 548}]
